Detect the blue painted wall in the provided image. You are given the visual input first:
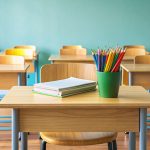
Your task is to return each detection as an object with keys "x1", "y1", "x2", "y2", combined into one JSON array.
[{"x1": 0, "y1": 0, "x2": 150, "y2": 71}]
